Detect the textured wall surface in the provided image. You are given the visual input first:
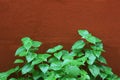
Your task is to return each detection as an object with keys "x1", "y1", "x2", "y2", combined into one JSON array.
[{"x1": 0, "y1": 0, "x2": 120, "y2": 75}]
